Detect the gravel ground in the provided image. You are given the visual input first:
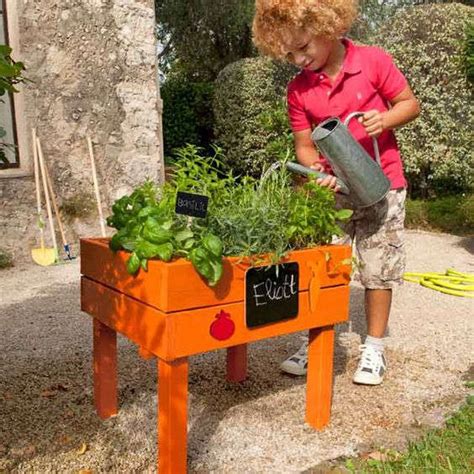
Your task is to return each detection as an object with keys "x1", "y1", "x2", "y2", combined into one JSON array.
[{"x1": 0, "y1": 230, "x2": 473, "y2": 473}]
